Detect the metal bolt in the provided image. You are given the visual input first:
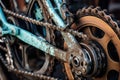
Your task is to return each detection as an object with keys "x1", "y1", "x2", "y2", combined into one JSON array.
[
  {"x1": 83, "y1": 61, "x2": 87, "y2": 66},
  {"x1": 81, "y1": 67, "x2": 86, "y2": 73},
  {"x1": 75, "y1": 70, "x2": 82, "y2": 75},
  {"x1": 73, "y1": 56, "x2": 80, "y2": 67}
]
